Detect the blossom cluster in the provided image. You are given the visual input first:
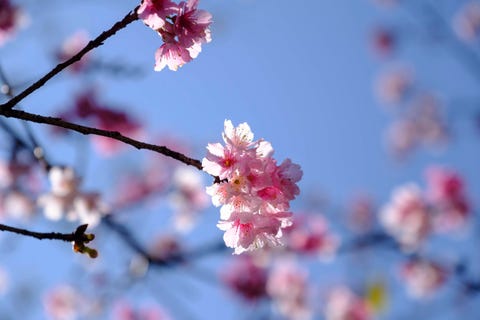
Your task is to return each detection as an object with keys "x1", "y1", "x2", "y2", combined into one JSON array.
[
  {"x1": 380, "y1": 166, "x2": 470, "y2": 251},
  {"x1": 203, "y1": 120, "x2": 302, "y2": 254},
  {"x1": 138, "y1": 0, "x2": 212, "y2": 71},
  {"x1": 38, "y1": 166, "x2": 109, "y2": 228},
  {"x1": 0, "y1": 0, "x2": 23, "y2": 46}
]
